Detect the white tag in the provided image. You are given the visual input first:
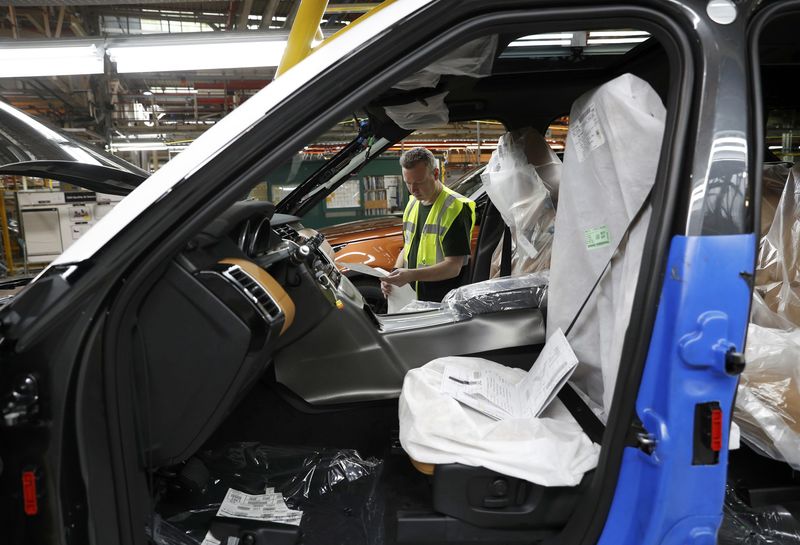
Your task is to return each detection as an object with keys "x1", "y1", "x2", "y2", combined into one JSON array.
[
  {"x1": 570, "y1": 103, "x2": 605, "y2": 162},
  {"x1": 216, "y1": 488, "x2": 303, "y2": 526},
  {"x1": 519, "y1": 328, "x2": 580, "y2": 417}
]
